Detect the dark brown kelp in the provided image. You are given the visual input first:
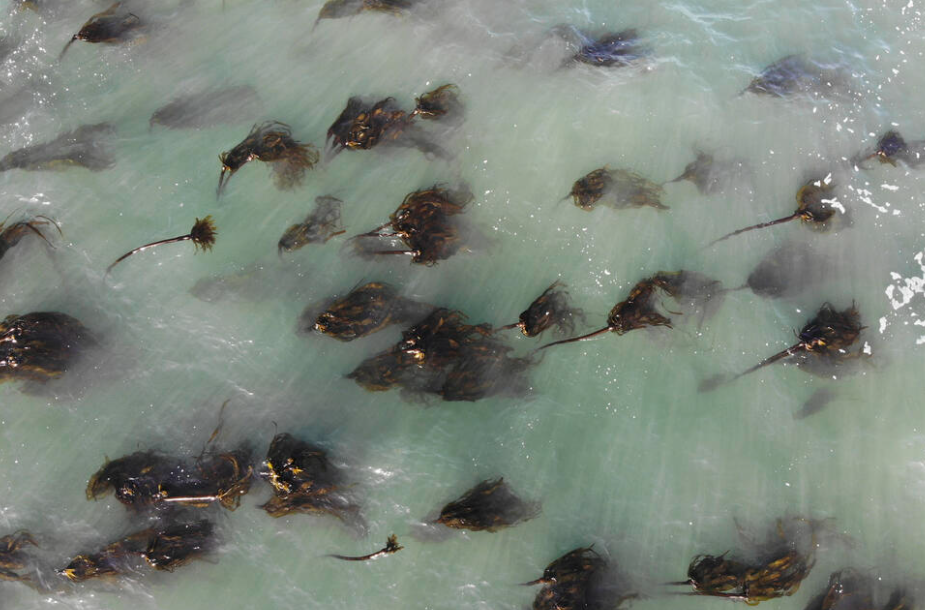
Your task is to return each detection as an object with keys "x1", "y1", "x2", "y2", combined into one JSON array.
[
  {"x1": 669, "y1": 518, "x2": 820, "y2": 604},
  {"x1": 304, "y1": 281, "x2": 431, "y2": 341},
  {"x1": 853, "y1": 130, "x2": 925, "y2": 169},
  {"x1": 59, "y1": 520, "x2": 215, "y2": 581},
  {"x1": 708, "y1": 176, "x2": 838, "y2": 246},
  {"x1": 0, "y1": 532, "x2": 37, "y2": 582},
  {"x1": 348, "y1": 308, "x2": 533, "y2": 401},
  {"x1": 106, "y1": 216, "x2": 216, "y2": 275},
  {"x1": 0, "y1": 123, "x2": 115, "y2": 172},
  {"x1": 435, "y1": 478, "x2": 538, "y2": 532},
  {"x1": 352, "y1": 185, "x2": 472, "y2": 265},
  {"x1": 565, "y1": 167, "x2": 666, "y2": 211},
  {"x1": 411, "y1": 84, "x2": 461, "y2": 120},
  {"x1": 59, "y1": 2, "x2": 142, "y2": 60},
  {"x1": 802, "y1": 569, "x2": 873, "y2": 610},
  {"x1": 86, "y1": 446, "x2": 253, "y2": 512},
  {"x1": 327, "y1": 535, "x2": 403, "y2": 561},
  {"x1": 278, "y1": 196, "x2": 345, "y2": 255},
  {"x1": 499, "y1": 281, "x2": 584, "y2": 337},
  {"x1": 700, "y1": 302, "x2": 863, "y2": 392},
  {"x1": 258, "y1": 433, "x2": 361, "y2": 524},
  {"x1": 0, "y1": 312, "x2": 95, "y2": 386},
  {"x1": 539, "y1": 278, "x2": 672, "y2": 350},
  {"x1": 0, "y1": 214, "x2": 62, "y2": 262},
  {"x1": 217, "y1": 121, "x2": 318, "y2": 195},
  {"x1": 525, "y1": 546, "x2": 635, "y2": 610}
]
